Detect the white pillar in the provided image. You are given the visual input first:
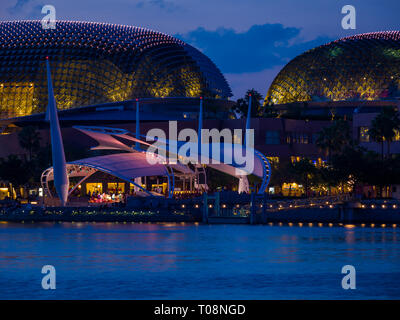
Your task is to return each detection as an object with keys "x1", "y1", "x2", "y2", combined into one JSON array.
[
  {"x1": 238, "y1": 176, "x2": 250, "y2": 194},
  {"x1": 134, "y1": 177, "x2": 142, "y2": 192}
]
